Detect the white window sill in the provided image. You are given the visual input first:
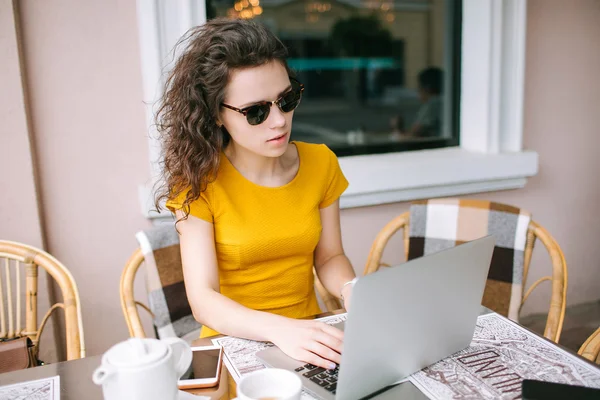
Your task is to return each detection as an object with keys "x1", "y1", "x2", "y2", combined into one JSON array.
[
  {"x1": 338, "y1": 147, "x2": 538, "y2": 209},
  {"x1": 139, "y1": 147, "x2": 538, "y2": 219}
]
